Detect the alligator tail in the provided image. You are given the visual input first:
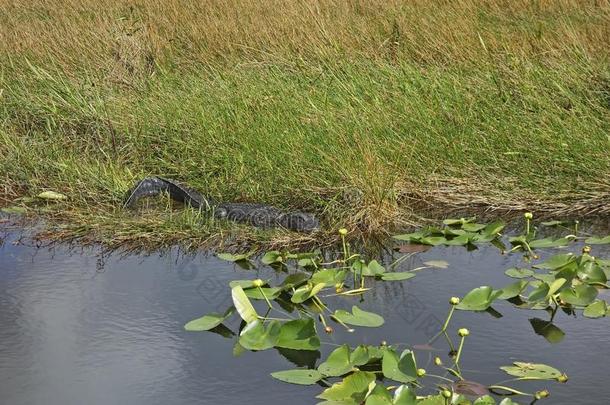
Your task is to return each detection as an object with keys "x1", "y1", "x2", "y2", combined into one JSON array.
[{"x1": 123, "y1": 177, "x2": 213, "y2": 210}]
